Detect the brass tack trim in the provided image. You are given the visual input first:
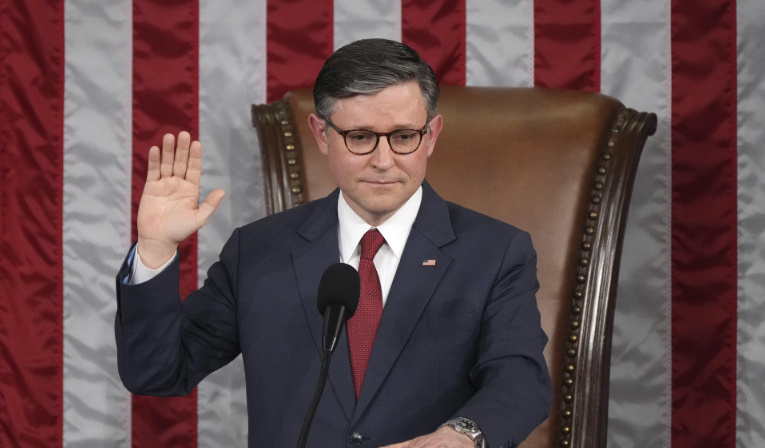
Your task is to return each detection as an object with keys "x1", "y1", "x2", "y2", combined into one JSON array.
[
  {"x1": 284, "y1": 131, "x2": 293, "y2": 137},
  {"x1": 287, "y1": 158, "x2": 297, "y2": 166},
  {"x1": 291, "y1": 186, "x2": 302, "y2": 194},
  {"x1": 557, "y1": 112, "x2": 626, "y2": 447},
  {"x1": 286, "y1": 144, "x2": 295, "y2": 151},
  {"x1": 280, "y1": 119, "x2": 289, "y2": 125}
]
